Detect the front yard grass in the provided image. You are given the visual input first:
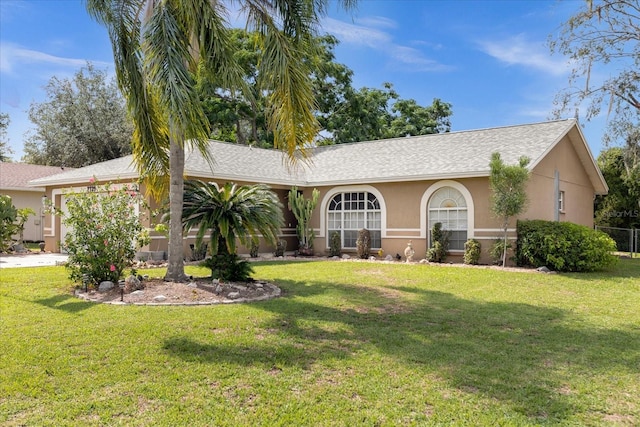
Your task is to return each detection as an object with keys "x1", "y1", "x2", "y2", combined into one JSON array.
[{"x1": 1, "y1": 259, "x2": 639, "y2": 426}]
